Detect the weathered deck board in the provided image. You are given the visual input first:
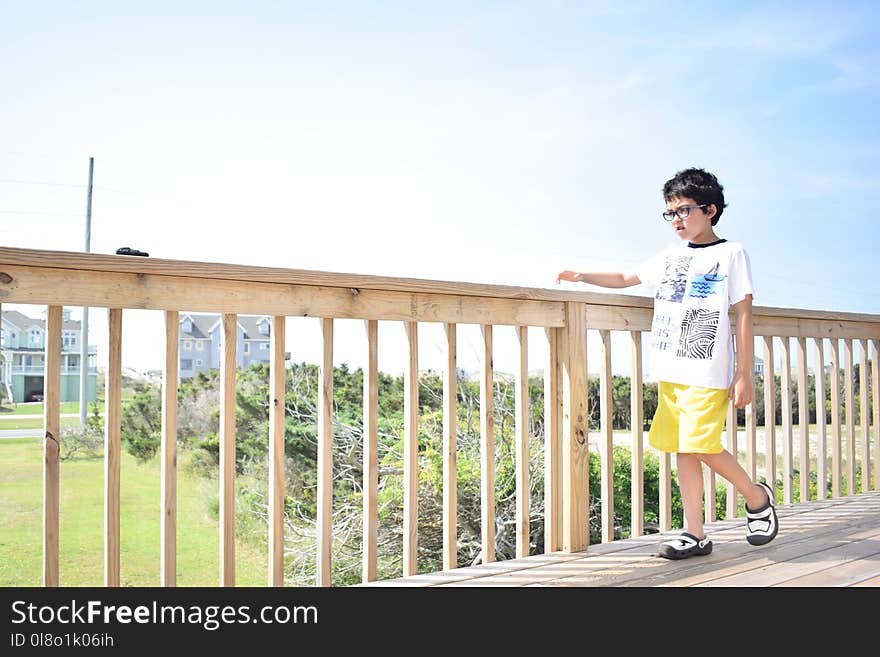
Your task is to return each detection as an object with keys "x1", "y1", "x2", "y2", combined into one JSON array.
[{"x1": 362, "y1": 491, "x2": 880, "y2": 587}]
